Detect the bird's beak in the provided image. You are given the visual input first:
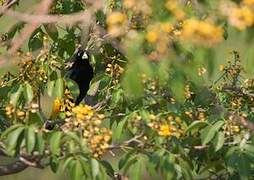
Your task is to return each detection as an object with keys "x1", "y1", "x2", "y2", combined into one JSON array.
[{"x1": 82, "y1": 52, "x2": 88, "y2": 60}]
